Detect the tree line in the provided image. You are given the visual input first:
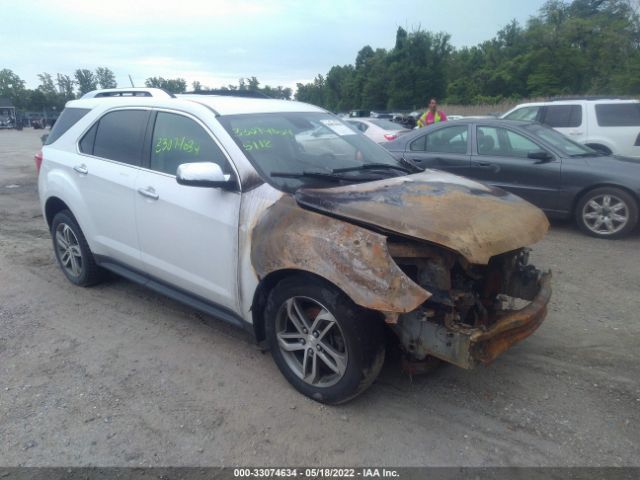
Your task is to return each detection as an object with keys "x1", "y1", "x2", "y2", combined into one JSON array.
[
  {"x1": 0, "y1": 68, "x2": 292, "y2": 114},
  {"x1": 296, "y1": 0, "x2": 640, "y2": 112}
]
